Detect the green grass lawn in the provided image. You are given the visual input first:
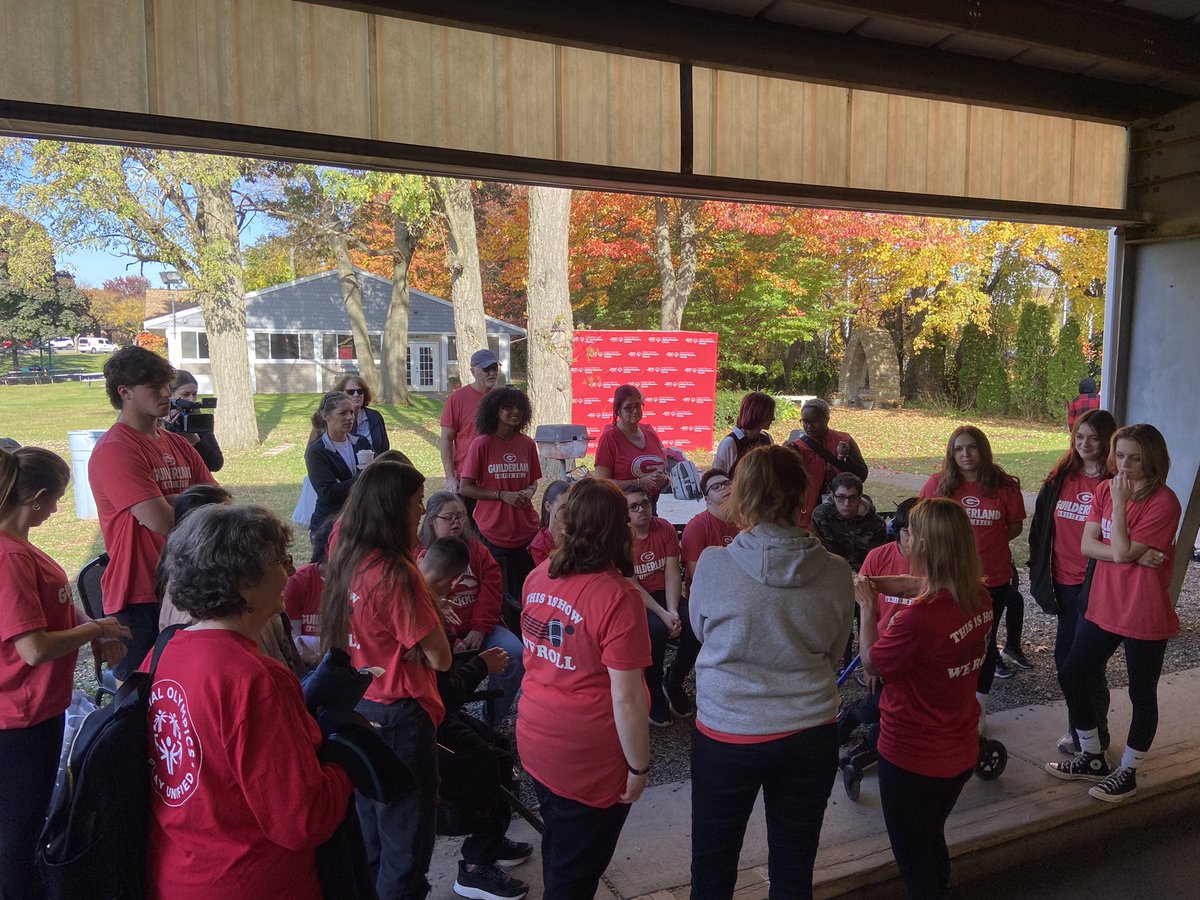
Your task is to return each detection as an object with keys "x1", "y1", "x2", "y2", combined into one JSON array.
[{"x1": 0, "y1": 382, "x2": 1068, "y2": 580}]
